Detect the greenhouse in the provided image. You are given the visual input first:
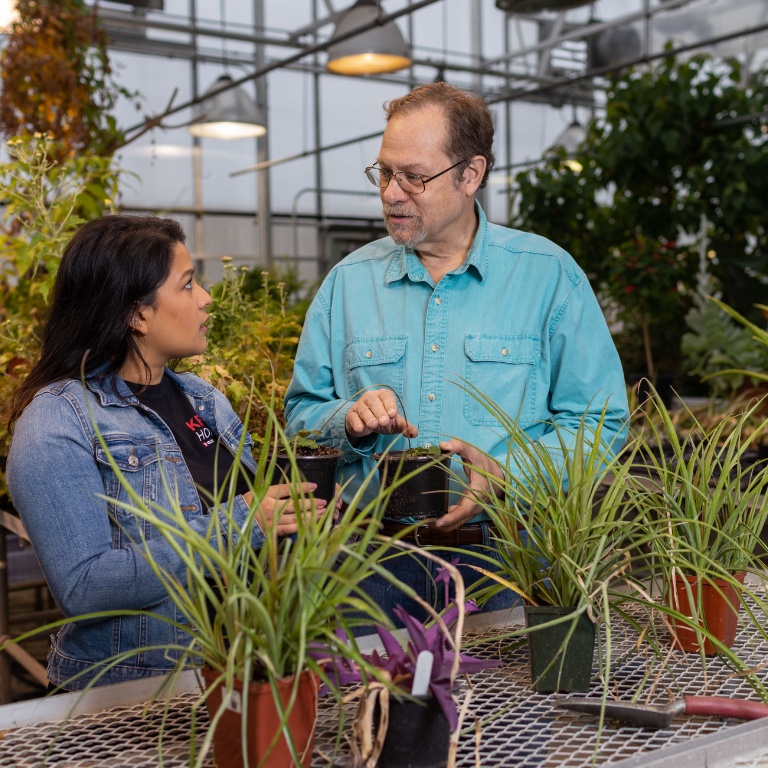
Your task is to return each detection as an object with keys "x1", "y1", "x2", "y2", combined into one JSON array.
[{"x1": 2, "y1": 1, "x2": 768, "y2": 766}]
